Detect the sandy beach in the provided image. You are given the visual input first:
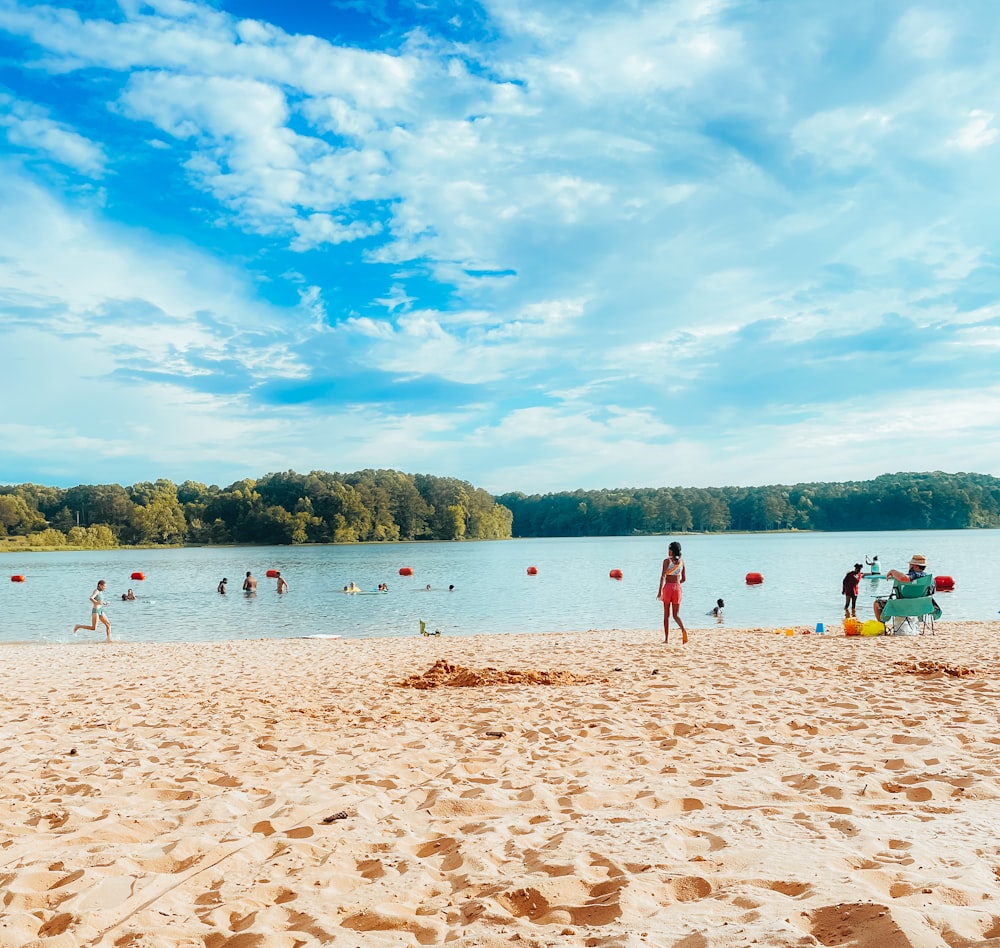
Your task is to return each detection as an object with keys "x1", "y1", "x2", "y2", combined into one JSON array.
[{"x1": 2, "y1": 623, "x2": 999, "y2": 947}]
